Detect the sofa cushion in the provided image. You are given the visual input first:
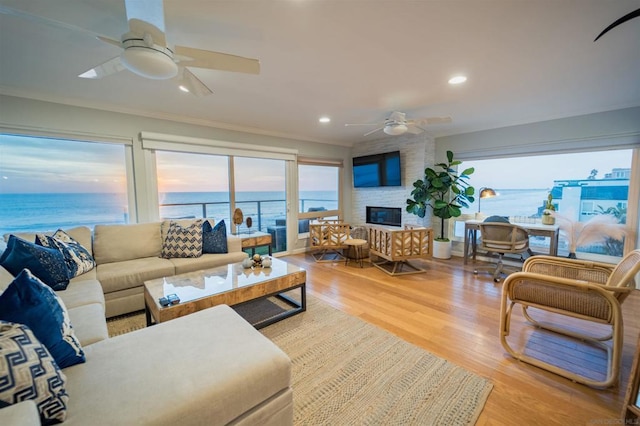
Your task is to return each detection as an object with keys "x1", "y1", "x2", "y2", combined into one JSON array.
[
  {"x1": 161, "y1": 220, "x2": 203, "y2": 259},
  {"x1": 0, "y1": 400, "x2": 41, "y2": 426},
  {"x1": 66, "y1": 304, "x2": 109, "y2": 347},
  {"x1": 62, "y1": 305, "x2": 291, "y2": 426},
  {"x1": 203, "y1": 219, "x2": 228, "y2": 254},
  {"x1": 0, "y1": 266, "x2": 13, "y2": 294},
  {"x1": 93, "y1": 223, "x2": 162, "y2": 265},
  {"x1": 0, "y1": 321, "x2": 69, "y2": 425},
  {"x1": 0, "y1": 270, "x2": 85, "y2": 369},
  {"x1": 0, "y1": 235, "x2": 70, "y2": 291},
  {"x1": 170, "y1": 251, "x2": 248, "y2": 275},
  {"x1": 35, "y1": 230, "x2": 95, "y2": 279},
  {"x1": 56, "y1": 279, "x2": 105, "y2": 310},
  {"x1": 96, "y1": 257, "x2": 175, "y2": 294}
]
